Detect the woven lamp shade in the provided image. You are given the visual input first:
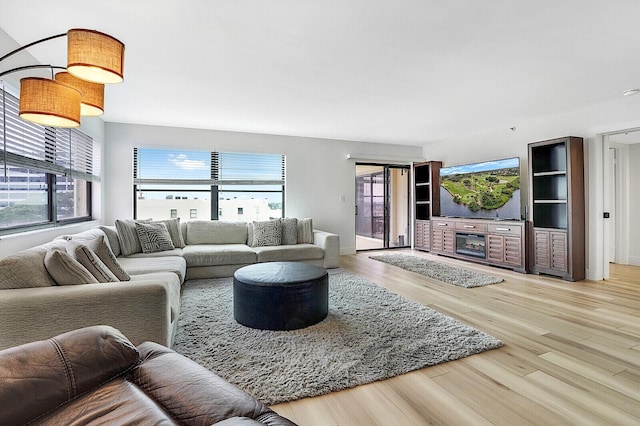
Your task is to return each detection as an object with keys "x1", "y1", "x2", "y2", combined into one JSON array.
[
  {"x1": 19, "y1": 77, "x2": 81, "y2": 128},
  {"x1": 67, "y1": 28, "x2": 125, "y2": 84},
  {"x1": 55, "y1": 71, "x2": 104, "y2": 116}
]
